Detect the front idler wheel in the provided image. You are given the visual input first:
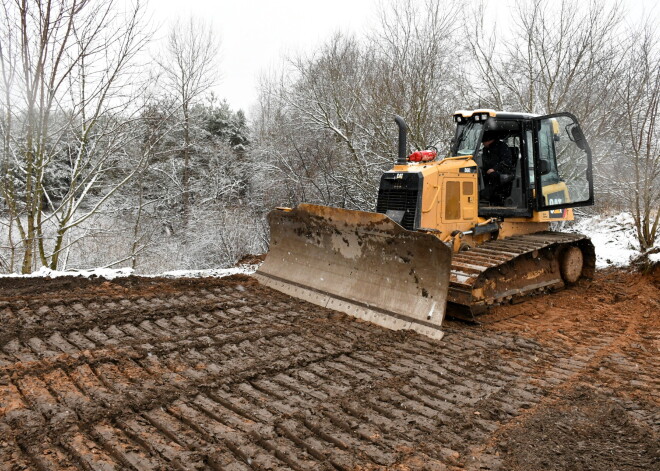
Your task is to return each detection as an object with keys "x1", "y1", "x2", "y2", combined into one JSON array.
[{"x1": 560, "y1": 246, "x2": 584, "y2": 284}]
